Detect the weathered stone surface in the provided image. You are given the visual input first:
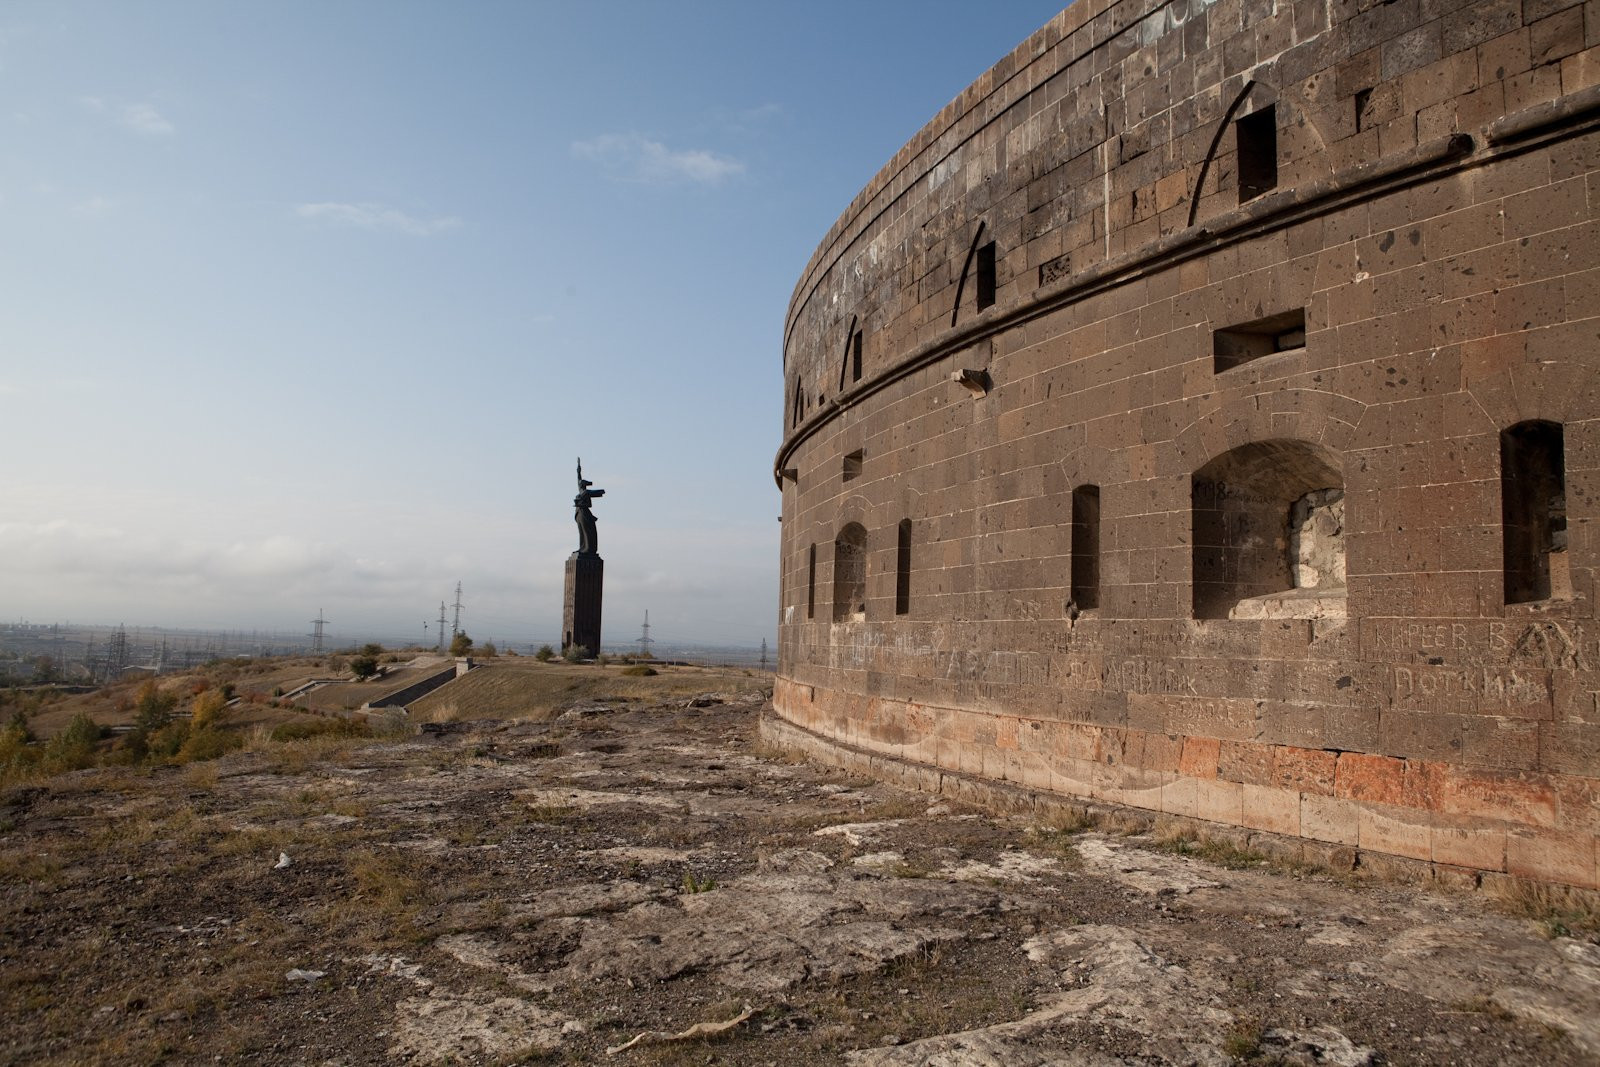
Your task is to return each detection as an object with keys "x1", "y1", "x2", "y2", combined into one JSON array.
[
  {"x1": 545, "y1": 873, "x2": 1009, "y2": 993},
  {"x1": 776, "y1": 0, "x2": 1600, "y2": 889}
]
